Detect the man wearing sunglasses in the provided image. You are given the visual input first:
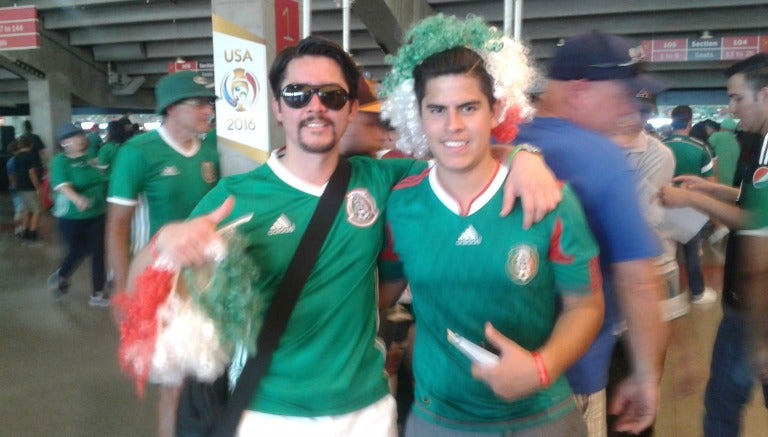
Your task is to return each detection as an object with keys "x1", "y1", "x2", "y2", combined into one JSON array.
[
  {"x1": 105, "y1": 71, "x2": 220, "y2": 437},
  {"x1": 142, "y1": 36, "x2": 558, "y2": 436}
]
